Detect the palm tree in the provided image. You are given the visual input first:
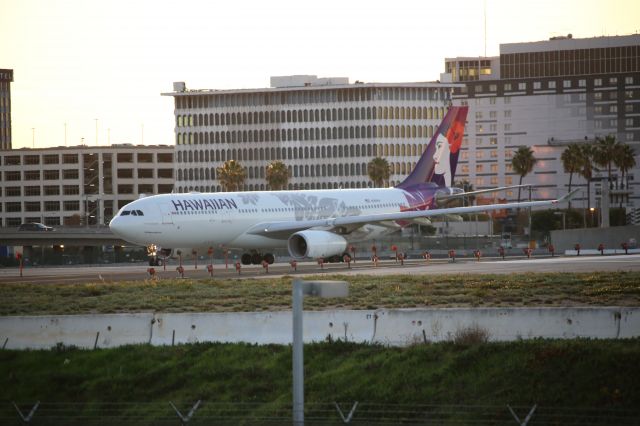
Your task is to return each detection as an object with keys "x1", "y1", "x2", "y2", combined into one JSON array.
[
  {"x1": 614, "y1": 144, "x2": 636, "y2": 208},
  {"x1": 367, "y1": 157, "x2": 390, "y2": 188},
  {"x1": 511, "y1": 146, "x2": 537, "y2": 203},
  {"x1": 265, "y1": 161, "x2": 289, "y2": 190},
  {"x1": 593, "y1": 135, "x2": 619, "y2": 189},
  {"x1": 578, "y1": 144, "x2": 594, "y2": 226},
  {"x1": 614, "y1": 143, "x2": 636, "y2": 190},
  {"x1": 561, "y1": 144, "x2": 583, "y2": 211},
  {"x1": 216, "y1": 160, "x2": 246, "y2": 192}
]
